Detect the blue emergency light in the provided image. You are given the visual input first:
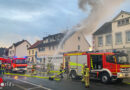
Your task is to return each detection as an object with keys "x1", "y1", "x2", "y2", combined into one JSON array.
[
  {"x1": 24, "y1": 56, "x2": 28, "y2": 59},
  {"x1": 13, "y1": 56, "x2": 17, "y2": 59}
]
